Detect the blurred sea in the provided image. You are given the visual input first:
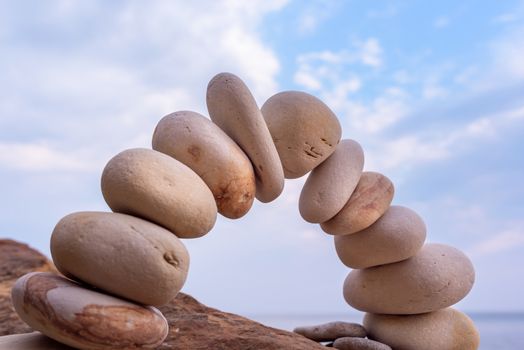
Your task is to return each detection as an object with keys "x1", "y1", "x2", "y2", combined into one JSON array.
[{"x1": 249, "y1": 312, "x2": 524, "y2": 349}]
